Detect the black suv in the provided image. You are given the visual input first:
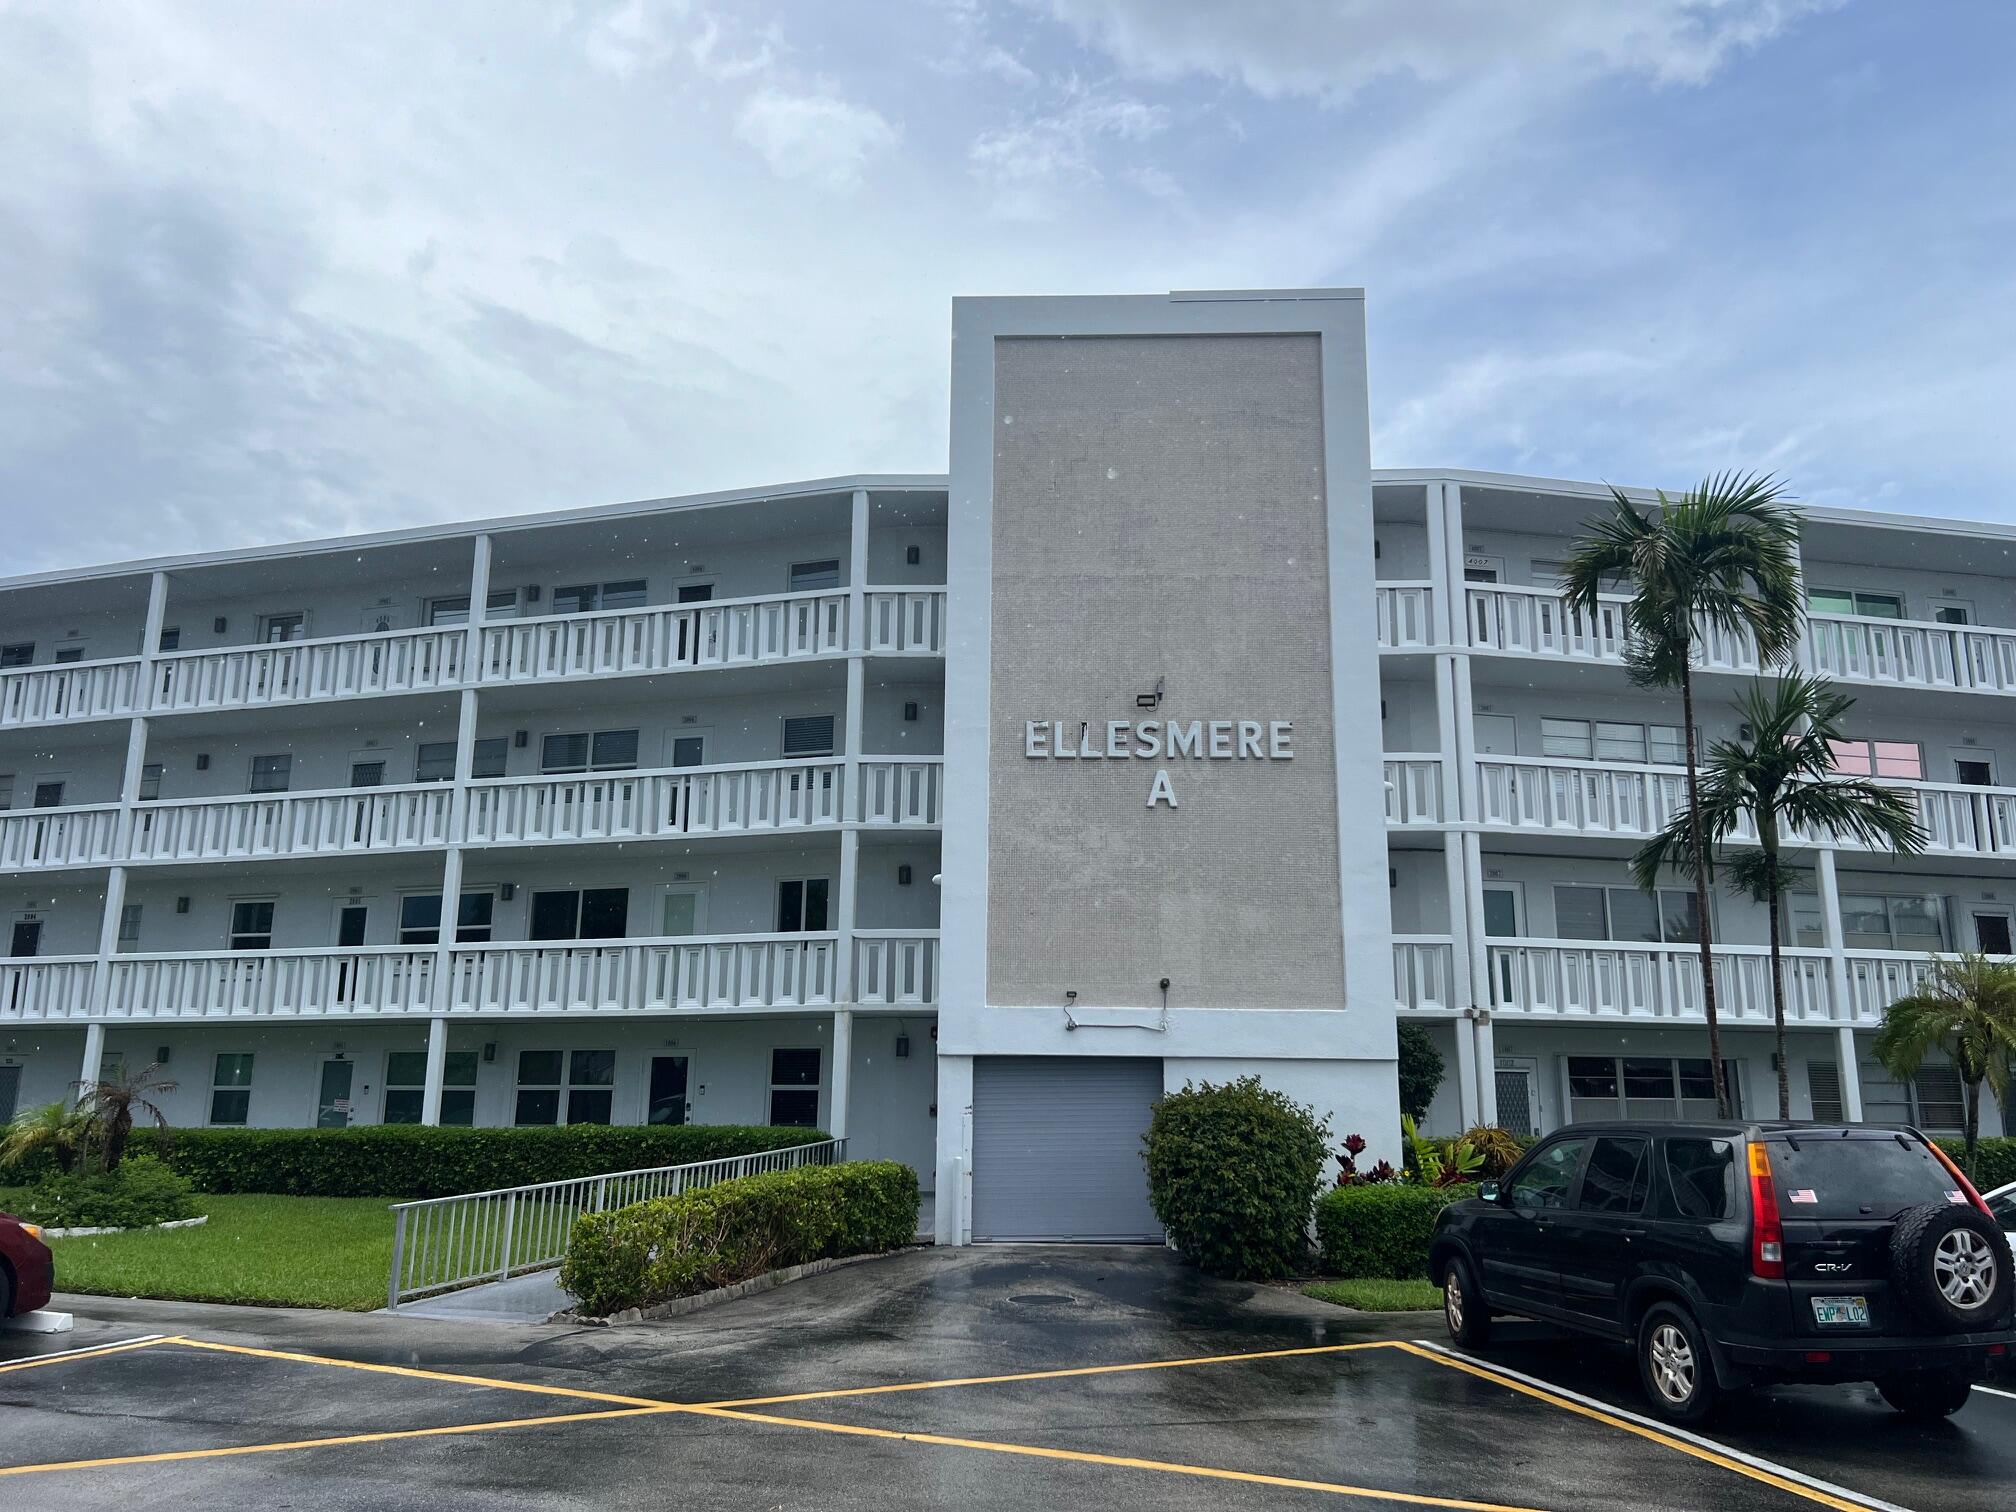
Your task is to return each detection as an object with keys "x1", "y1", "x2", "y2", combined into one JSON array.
[{"x1": 1428, "y1": 1121, "x2": 2015, "y2": 1423}]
